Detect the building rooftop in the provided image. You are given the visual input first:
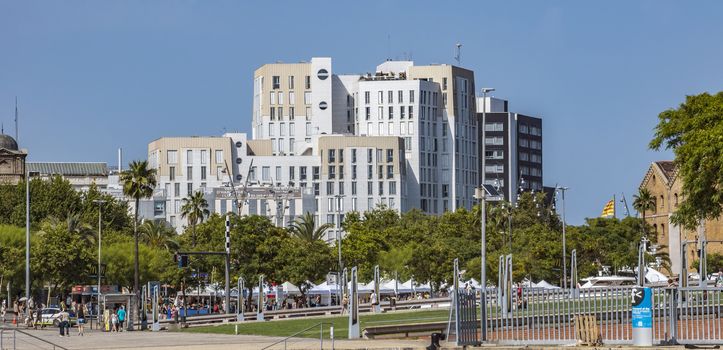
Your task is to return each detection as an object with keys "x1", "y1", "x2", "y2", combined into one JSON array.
[
  {"x1": 655, "y1": 161, "x2": 676, "y2": 182},
  {"x1": 0, "y1": 134, "x2": 18, "y2": 151},
  {"x1": 27, "y1": 162, "x2": 109, "y2": 176}
]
